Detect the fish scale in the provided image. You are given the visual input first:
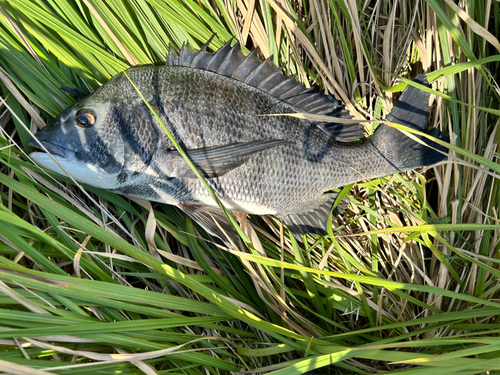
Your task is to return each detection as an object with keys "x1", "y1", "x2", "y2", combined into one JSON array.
[{"x1": 29, "y1": 40, "x2": 448, "y2": 243}]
